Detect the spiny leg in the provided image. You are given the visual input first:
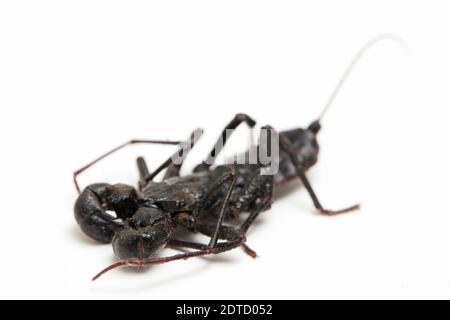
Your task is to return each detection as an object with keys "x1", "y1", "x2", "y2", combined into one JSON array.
[
  {"x1": 195, "y1": 113, "x2": 256, "y2": 171},
  {"x1": 74, "y1": 139, "x2": 181, "y2": 193},
  {"x1": 264, "y1": 125, "x2": 360, "y2": 215}
]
